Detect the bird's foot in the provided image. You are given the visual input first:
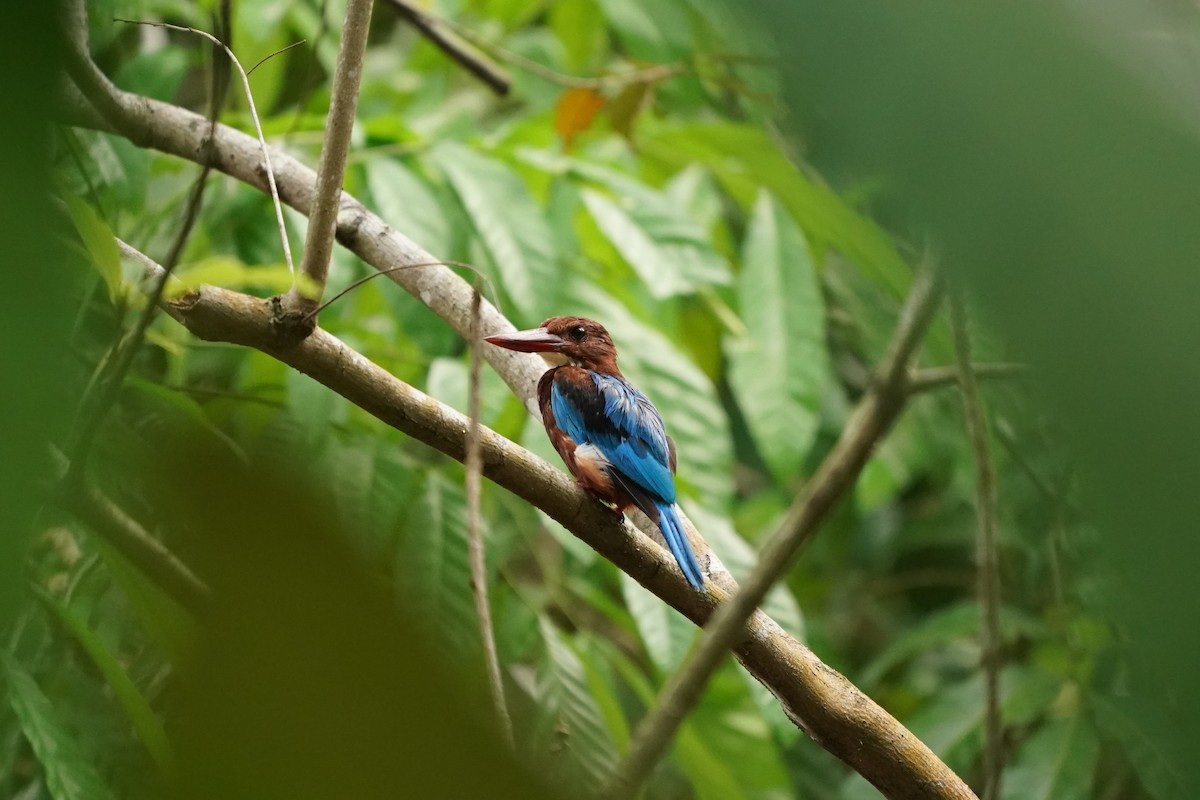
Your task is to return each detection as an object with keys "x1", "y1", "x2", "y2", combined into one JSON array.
[{"x1": 599, "y1": 500, "x2": 625, "y2": 523}]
